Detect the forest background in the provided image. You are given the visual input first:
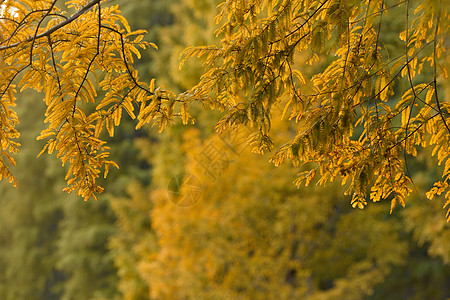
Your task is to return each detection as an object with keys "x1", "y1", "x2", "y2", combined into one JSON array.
[{"x1": 0, "y1": 0, "x2": 450, "y2": 299}]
